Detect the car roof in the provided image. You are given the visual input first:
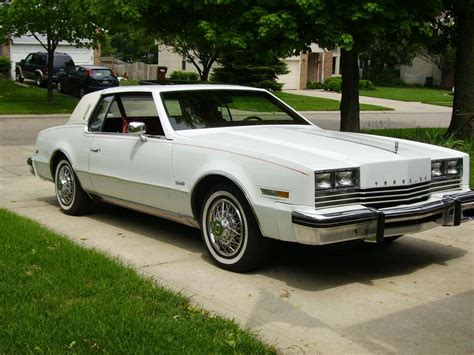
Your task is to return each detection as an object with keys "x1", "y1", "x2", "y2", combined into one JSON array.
[
  {"x1": 30, "y1": 52, "x2": 71, "y2": 56},
  {"x1": 77, "y1": 65, "x2": 112, "y2": 70},
  {"x1": 100, "y1": 84, "x2": 267, "y2": 95}
]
